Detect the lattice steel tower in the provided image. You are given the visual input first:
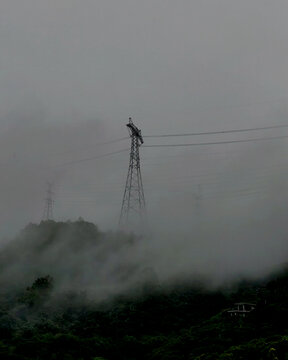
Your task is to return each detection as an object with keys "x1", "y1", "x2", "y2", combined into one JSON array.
[
  {"x1": 42, "y1": 182, "x2": 54, "y2": 221},
  {"x1": 119, "y1": 118, "x2": 146, "y2": 229}
]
